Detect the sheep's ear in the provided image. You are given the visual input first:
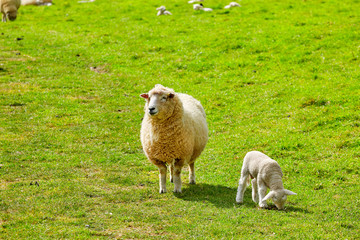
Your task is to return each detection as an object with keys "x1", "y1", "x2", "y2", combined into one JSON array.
[
  {"x1": 284, "y1": 189, "x2": 297, "y2": 196},
  {"x1": 263, "y1": 191, "x2": 275, "y2": 201},
  {"x1": 168, "y1": 93, "x2": 175, "y2": 98},
  {"x1": 140, "y1": 93, "x2": 149, "y2": 99}
]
